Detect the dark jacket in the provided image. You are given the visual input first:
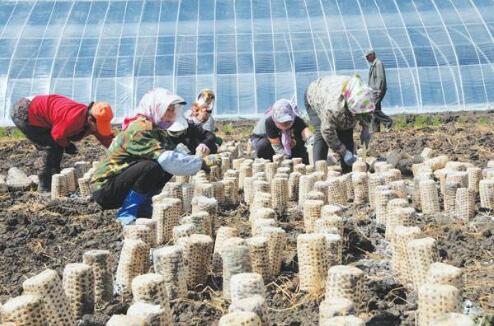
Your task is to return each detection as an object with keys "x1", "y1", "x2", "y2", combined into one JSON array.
[{"x1": 180, "y1": 122, "x2": 217, "y2": 154}]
